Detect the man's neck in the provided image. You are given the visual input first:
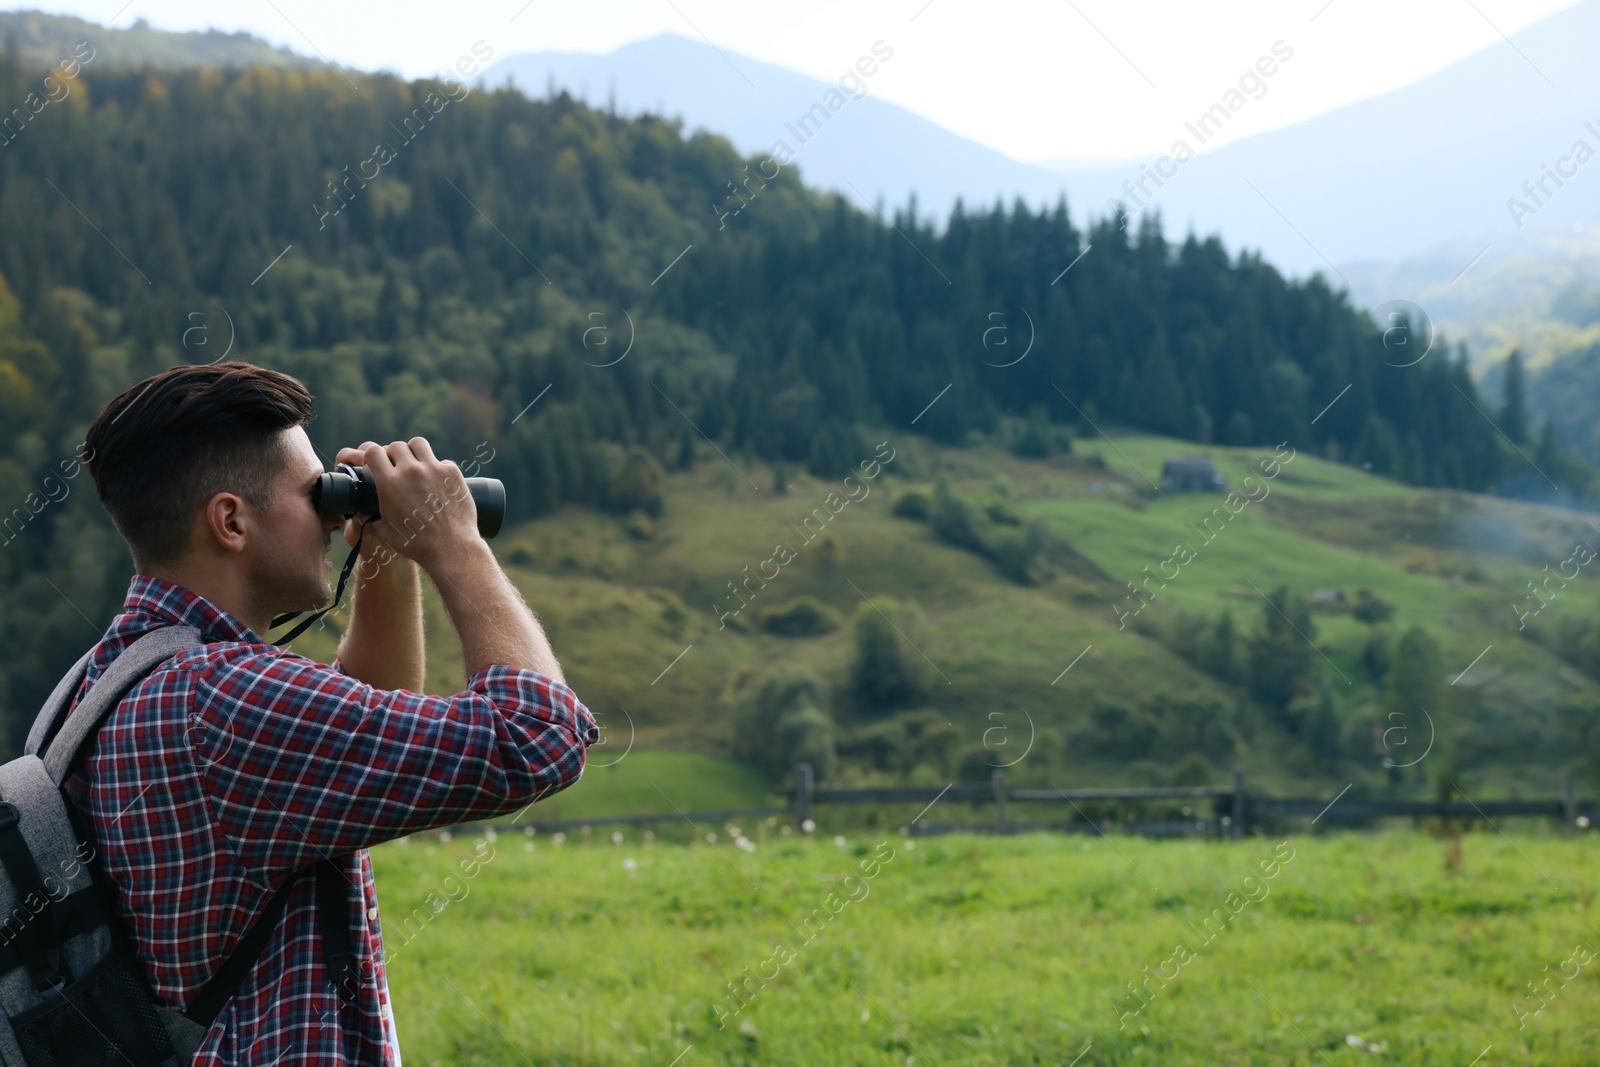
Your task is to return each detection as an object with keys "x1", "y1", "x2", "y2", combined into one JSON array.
[{"x1": 143, "y1": 563, "x2": 272, "y2": 640}]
